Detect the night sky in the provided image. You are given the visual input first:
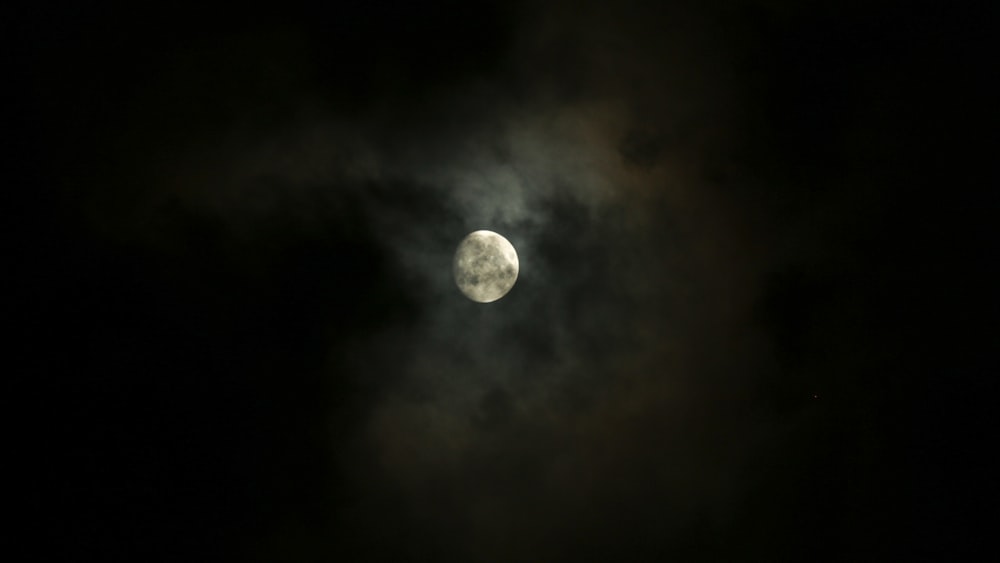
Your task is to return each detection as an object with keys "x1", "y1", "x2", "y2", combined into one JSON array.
[{"x1": 10, "y1": 1, "x2": 996, "y2": 561}]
